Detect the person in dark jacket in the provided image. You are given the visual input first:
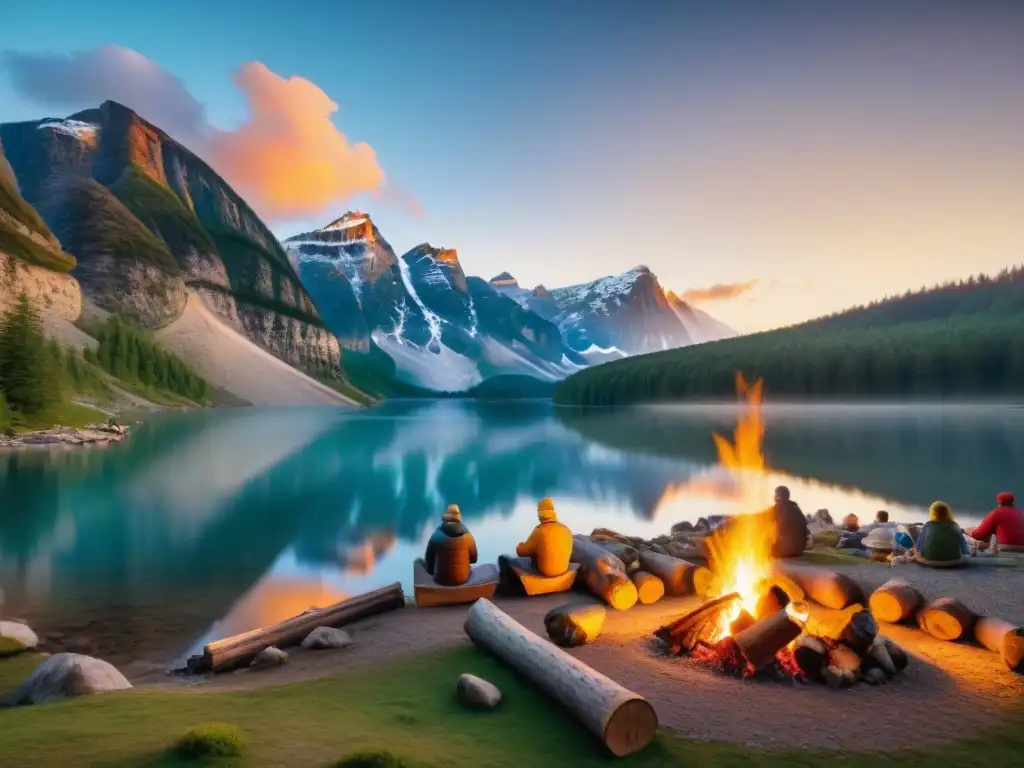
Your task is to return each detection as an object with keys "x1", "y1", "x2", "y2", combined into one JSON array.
[
  {"x1": 424, "y1": 504, "x2": 478, "y2": 586},
  {"x1": 914, "y1": 501, "x2": 969, "y2": 565},
  {"x1": 770, "y1": 486, "x2": 809, "y2": 558}
]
